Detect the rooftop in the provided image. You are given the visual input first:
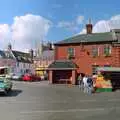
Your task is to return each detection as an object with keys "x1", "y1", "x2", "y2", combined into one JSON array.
[{"x1": 54, "y1": 30, "x2": 120, "y2": 45}]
